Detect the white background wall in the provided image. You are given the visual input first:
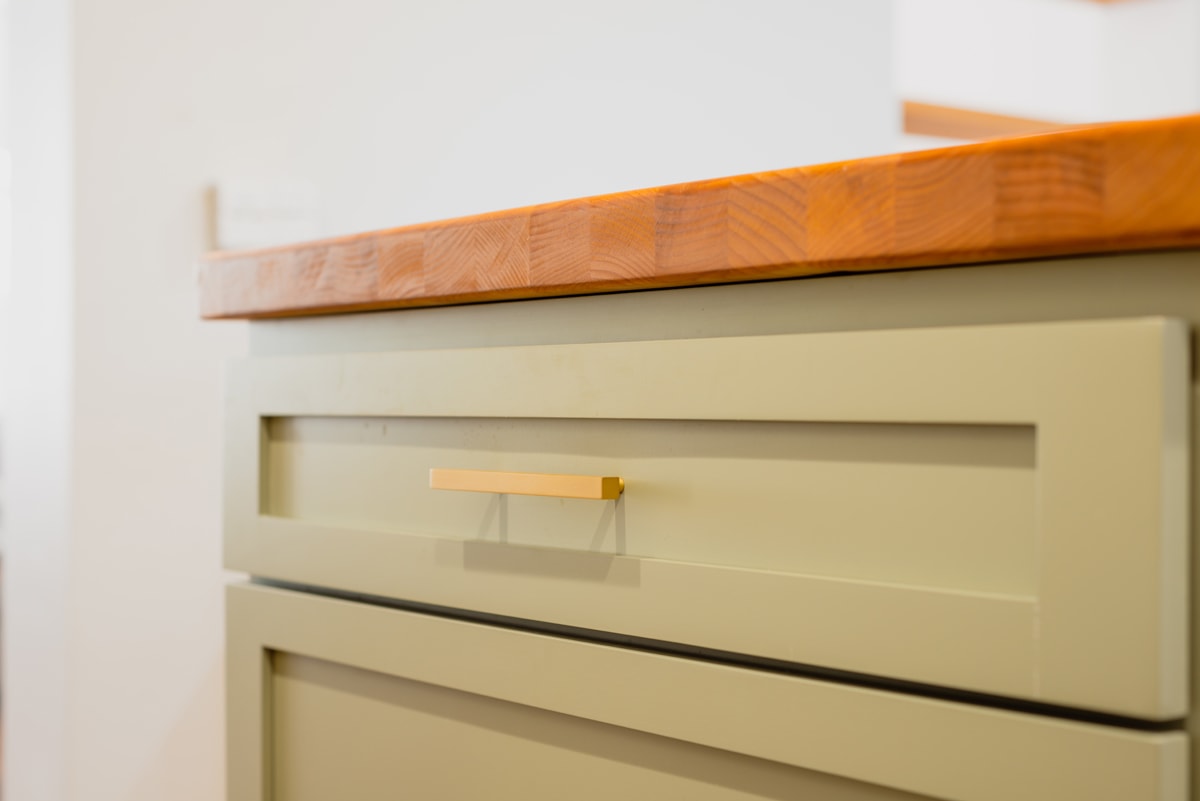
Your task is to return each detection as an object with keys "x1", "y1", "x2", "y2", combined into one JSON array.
[
  {"x1": 3, "y1": 2, "x2": 896, "y2": 800},
  {"x1": 896, "y1": 0, "x2": 1200, "y2": 124}
]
